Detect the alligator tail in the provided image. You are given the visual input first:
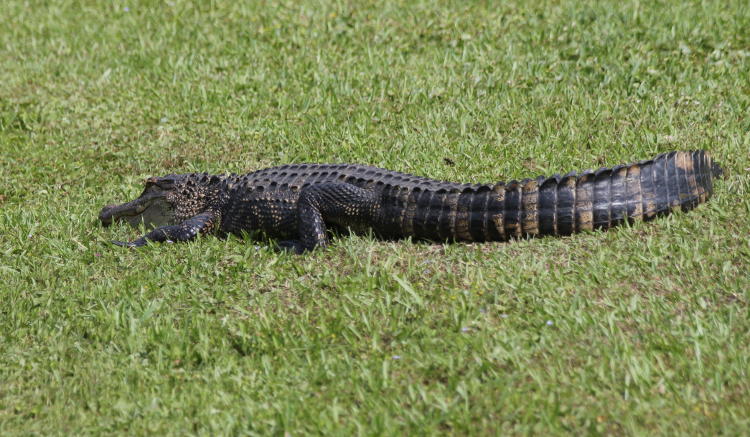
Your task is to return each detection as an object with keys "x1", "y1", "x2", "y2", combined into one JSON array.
[{"x1": 493, "y1": 150, "x2": 720, "y2": 239}]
